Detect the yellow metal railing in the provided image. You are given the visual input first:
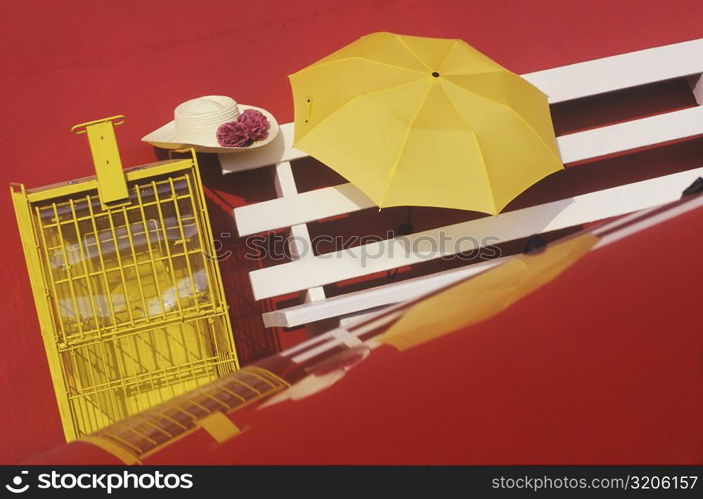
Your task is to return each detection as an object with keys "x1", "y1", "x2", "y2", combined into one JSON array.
[
  {"x1": 11, "y1": 117, "x2": 239, "y2": 440},
  {"x1": 81, "y1": 366, "x2": 289, "y2": 464}
]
